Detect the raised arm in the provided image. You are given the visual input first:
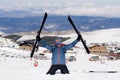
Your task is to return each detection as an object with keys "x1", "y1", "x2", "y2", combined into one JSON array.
[
  {"x1": 38, "y1": 40, "x2": 53, "y2": 51},
  {"x1": 64, "y1": 36, "x2": 80, "y2": 50},
  {"x1": 36, "y1": 35, "x2": 53, "y2": 51}
]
